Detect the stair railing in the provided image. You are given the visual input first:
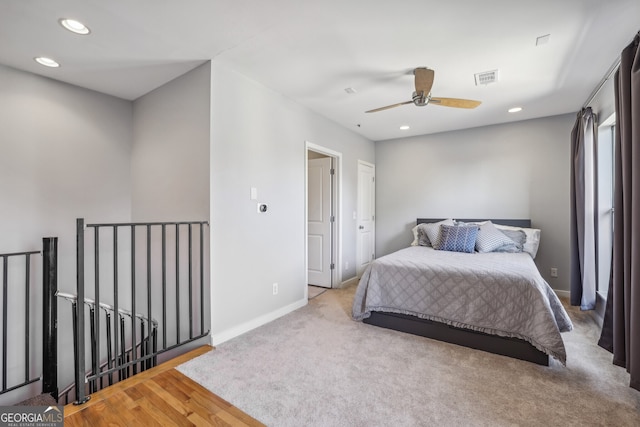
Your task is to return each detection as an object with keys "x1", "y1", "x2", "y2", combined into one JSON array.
[
  {"x1": 0, "y1": 237, "x2": 58, "y2": 401},
  {"x1": 56, "y1": 292, "x2": 157, "y2": 404},
  {"x1": 72, "y1": 218, "x2": 209, "y2": 405}
]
